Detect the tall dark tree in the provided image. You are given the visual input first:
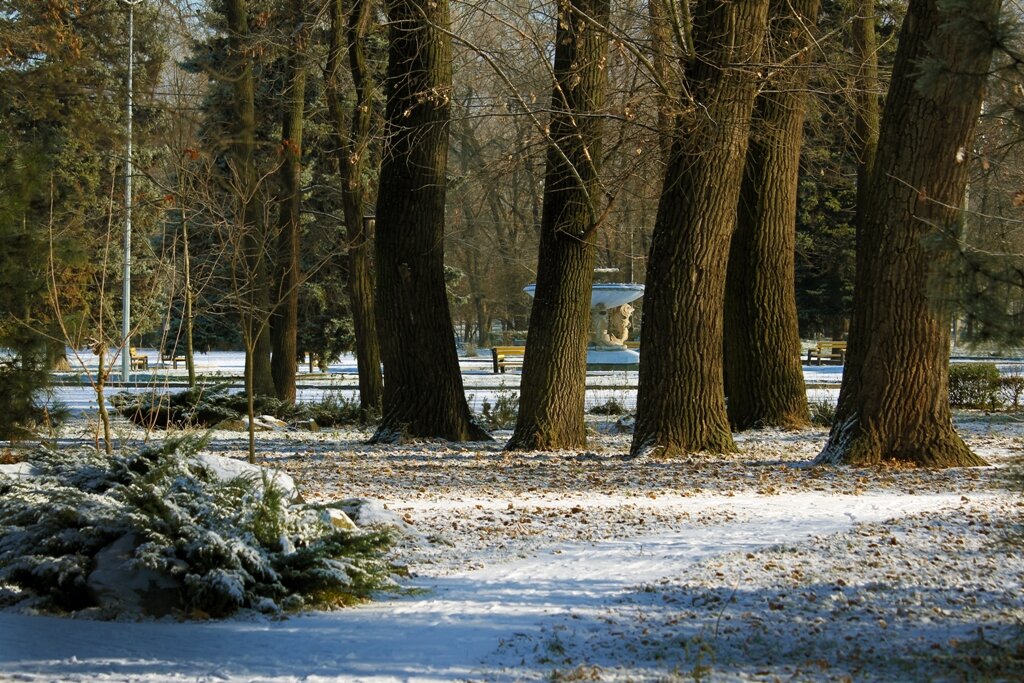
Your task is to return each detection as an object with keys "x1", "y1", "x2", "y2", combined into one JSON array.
[
  {"x1": 224, "y1": 0, "x2": 276, "y2": 398},
  {"x1": 816, "y1": 0, "x2": 1001, "y2": 467},
  {"x1": 325, "y1": 0, "x2": 384, "y2": 418},
  {"x1": 647, "y1": 0, "x2": 679, "y2": 163},
  {"x1": 723, "y1": 0, "x2": 819, "y2": 430},
  {"x1": 371, "y1": 0, "x2": 488, "y2": 442},
  {"x1": 630, "y1": 0, "x2": 770, "y2": 457},
  {"x1": 0, "y1": 0, "x2": 166, "y2": 360},
  {"x1": 506, "y1": 0, "x2": 610, "y2": 451},
  {"x1": 270, "y1": 0, "x2": 311, "y2": 403},
  {"x1": 852, "y1": 0, "x2": 881, "y2": 216},
  {"x1": 0, "y1": 0, "x2": 167, "y2": 442}
]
